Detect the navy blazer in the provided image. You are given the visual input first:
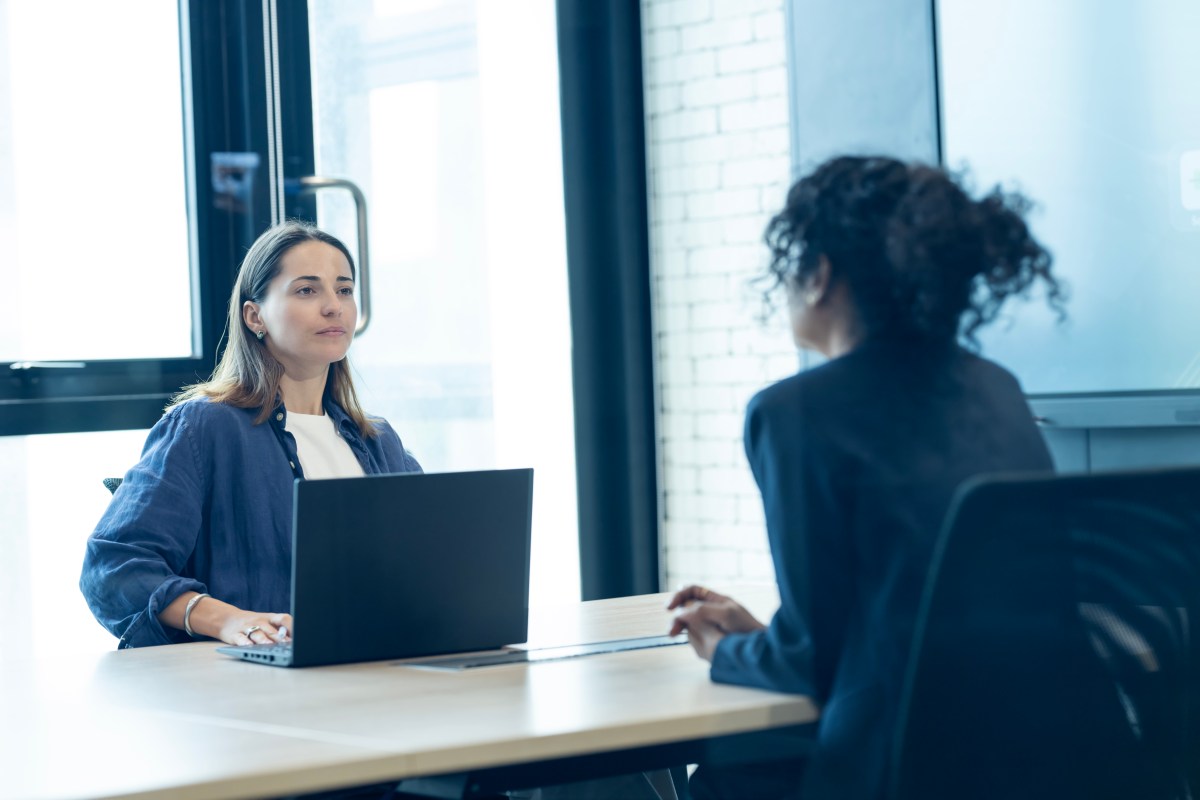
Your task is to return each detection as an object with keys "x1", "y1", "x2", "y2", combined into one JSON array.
[
  {"x1": 81, "y1": 397, "x2": 421, "y2": 648},
  {"x1": 710, "y1": 339, "x2": 1053, "y2": 799}
]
